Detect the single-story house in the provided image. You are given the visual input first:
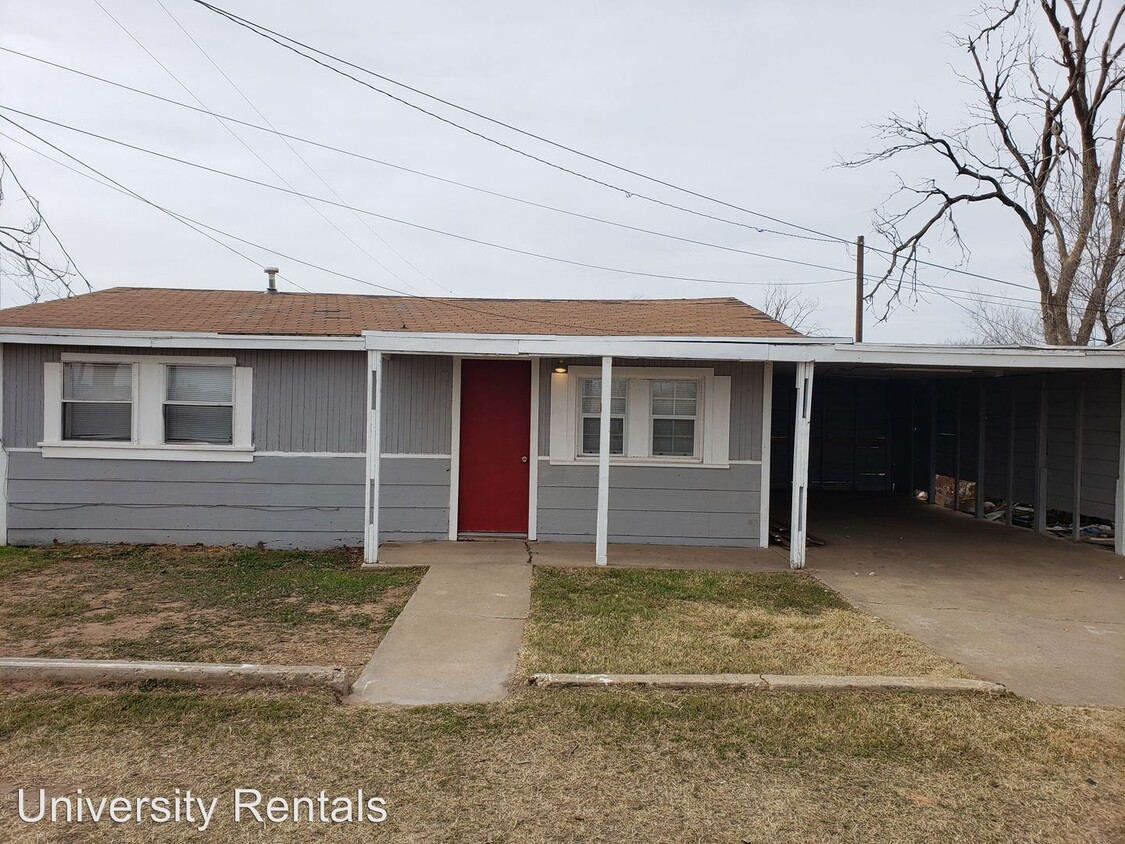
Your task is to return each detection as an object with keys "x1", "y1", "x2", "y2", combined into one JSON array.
[{"x1": 0, "y1": 286, "x2": 1122, "y2": 567}]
